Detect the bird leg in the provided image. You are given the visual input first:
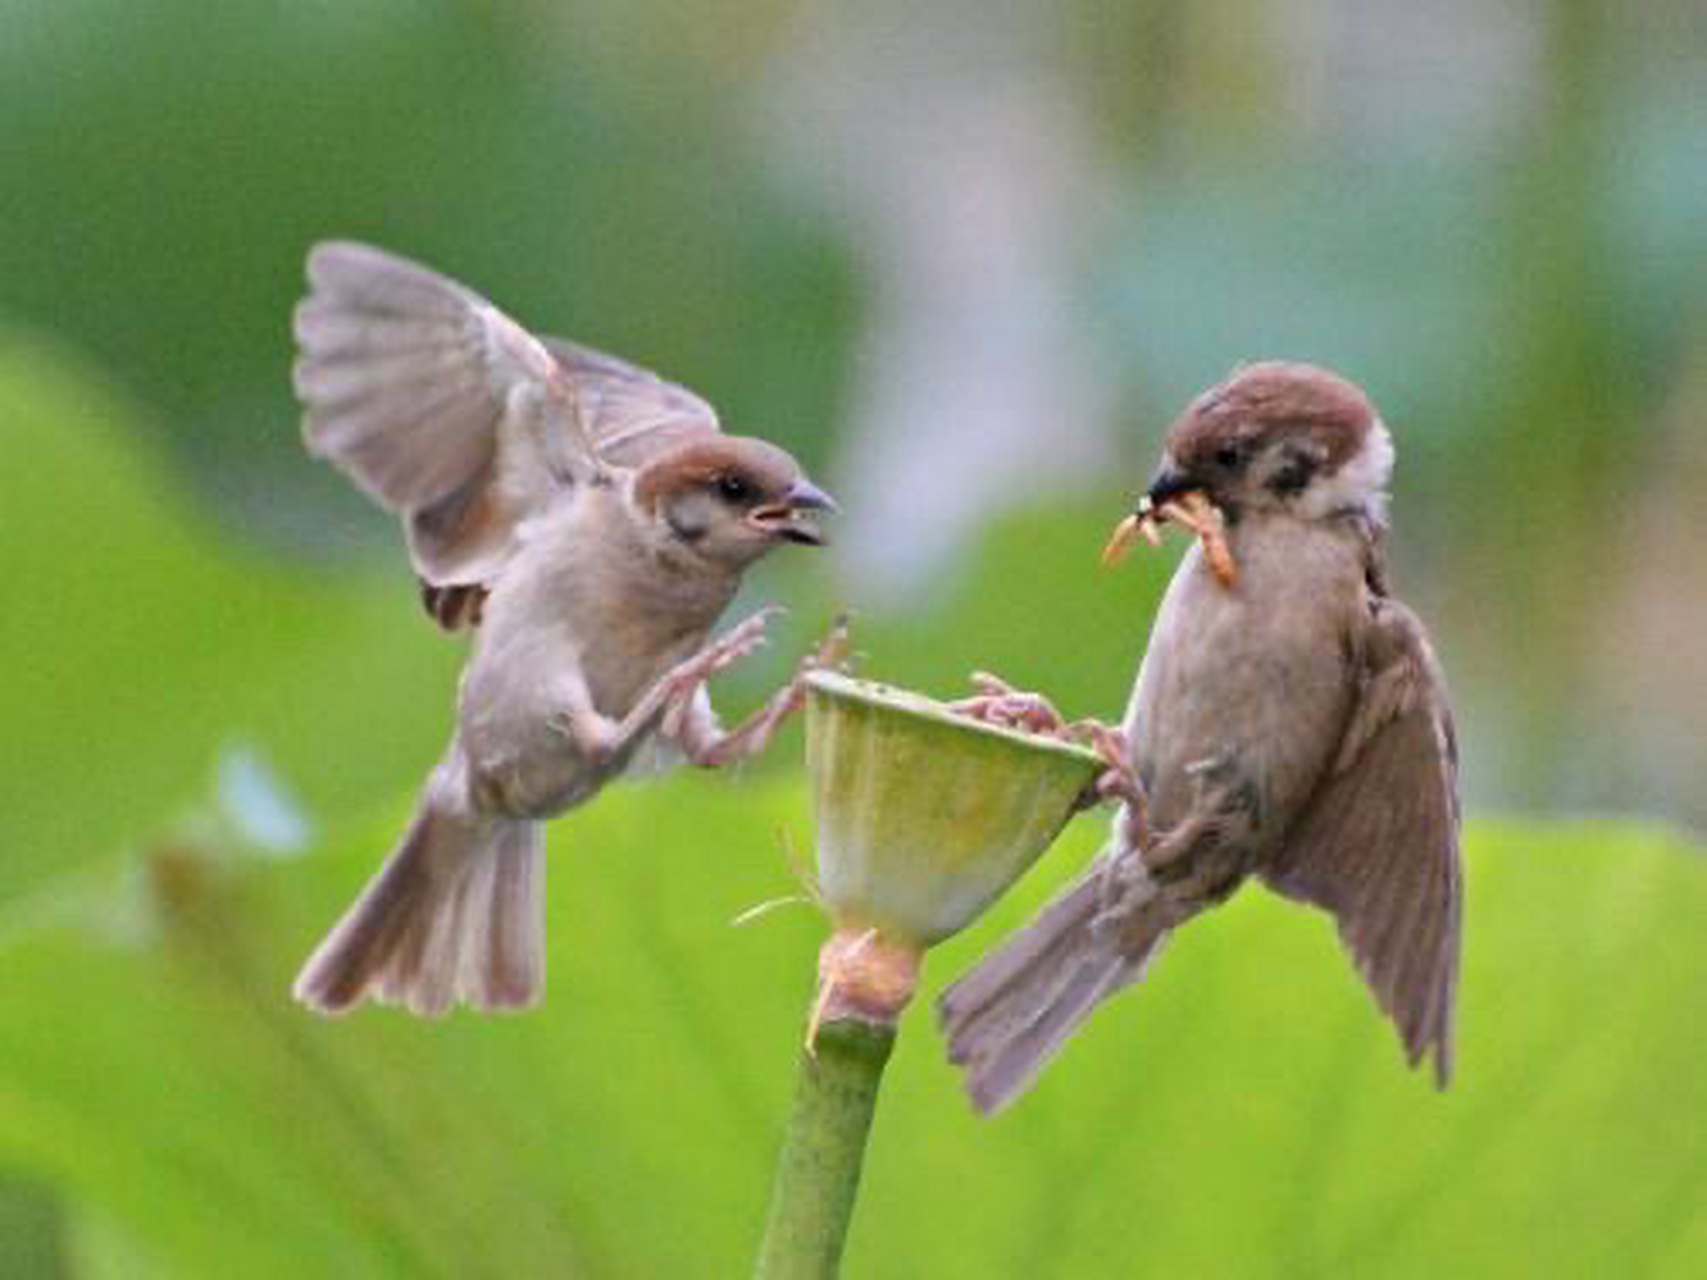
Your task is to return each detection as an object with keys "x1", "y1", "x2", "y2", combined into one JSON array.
[
  {"x1": 558, "y1": 608, "x2": 779, "y2": 765},
  {"x1": 1079, "y1": 722, "x2": 1151, "y2": 848},
  {"x1": 1093, "y1": 806, "x2": 1221, "y2": 930},
  {"x1": 674, "y1": 615, "x2": 852, "y2": 768},
  {"x1": 1119, "y1": 753, "x2": 1249, "y2": 879},
  {"x1": 1091, "y1": 750, "x2": 1253, "y2": 921}
]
